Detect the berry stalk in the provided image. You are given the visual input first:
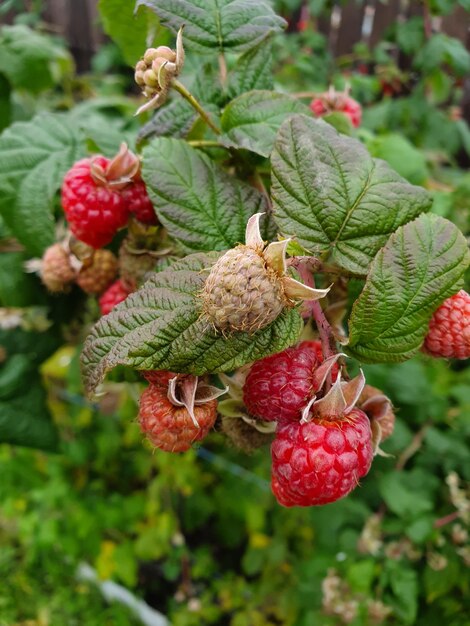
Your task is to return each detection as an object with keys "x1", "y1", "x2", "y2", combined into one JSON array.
[{"x1": 171, "y1": 79, "x2": 222, "y2": 136}]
